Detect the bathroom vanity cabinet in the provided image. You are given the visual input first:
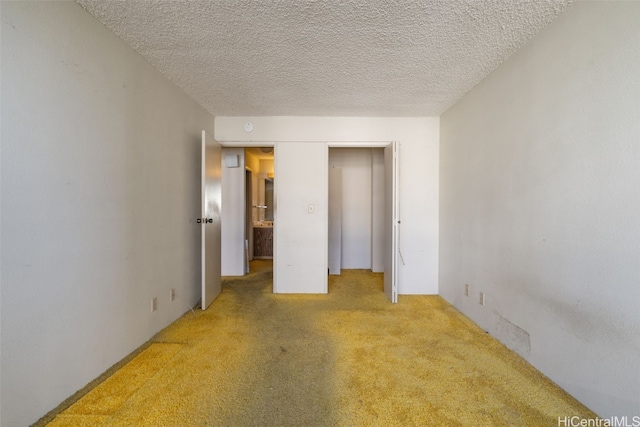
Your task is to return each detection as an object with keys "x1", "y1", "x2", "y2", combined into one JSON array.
[{"x1": 253, "y1": 226, "x2": 273, "y2": 258}]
